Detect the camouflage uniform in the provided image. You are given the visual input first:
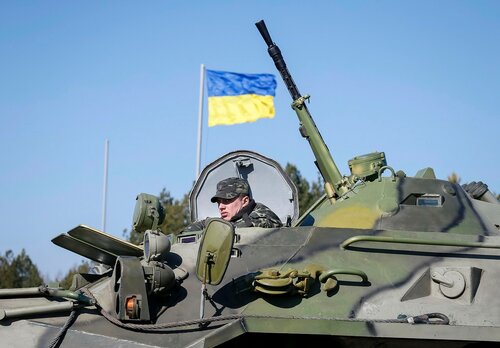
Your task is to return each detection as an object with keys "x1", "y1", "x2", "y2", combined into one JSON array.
[{"x1": 183, "y1": 177, "x2": 282, "y2": 232}]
